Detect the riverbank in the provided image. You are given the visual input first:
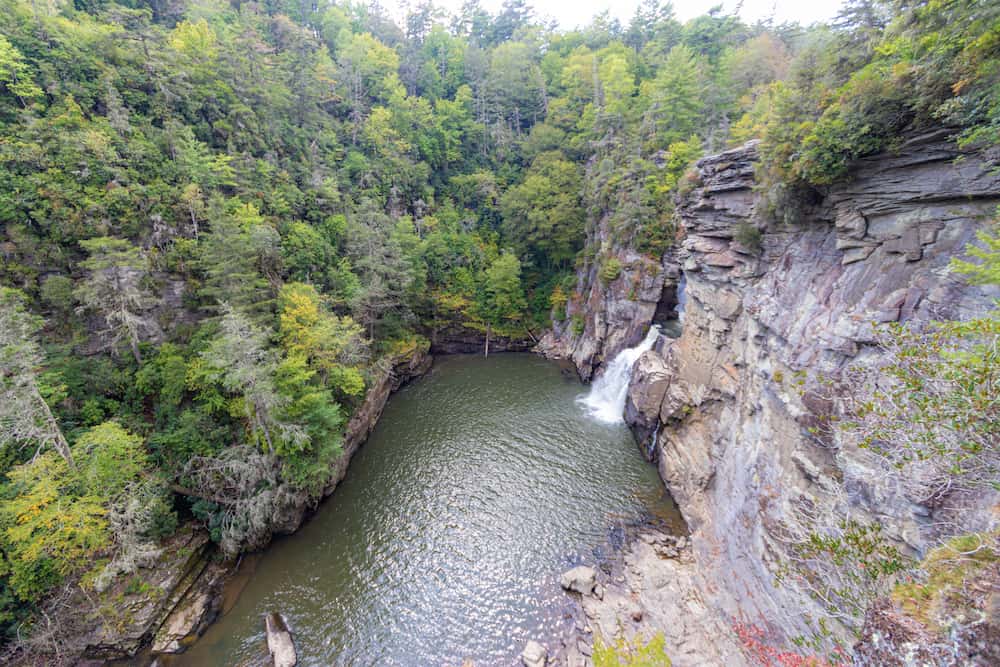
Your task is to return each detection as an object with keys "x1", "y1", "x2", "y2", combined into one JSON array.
[
  {"x1": 551, "y1": 525, "x2": 746, "y2": 667},
  {"x1": 9, "y1": 343, "x2": 433, "y2": 667},
  {"x1": 162, "y1": 342, "x2": 434, "y2": 661}
]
